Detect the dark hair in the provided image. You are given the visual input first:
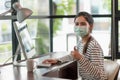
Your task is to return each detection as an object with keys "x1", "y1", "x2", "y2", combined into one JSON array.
[{"x1": 74, "y1": 12, "x2": 94, "y2": 25}]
